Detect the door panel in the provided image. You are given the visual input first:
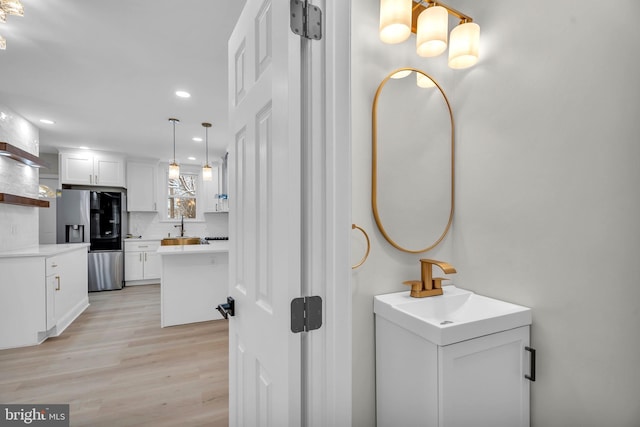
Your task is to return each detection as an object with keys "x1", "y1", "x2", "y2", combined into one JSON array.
[{"x1": 228, "y1": 0, "x2": 302, "y2": 425}]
